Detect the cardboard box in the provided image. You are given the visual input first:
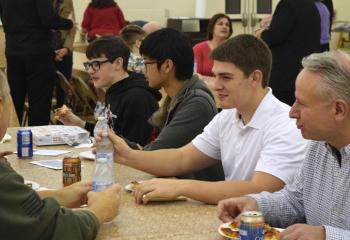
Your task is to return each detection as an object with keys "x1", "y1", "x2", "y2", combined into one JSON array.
[{"x1": 30, "y1": 125, "x2": 90, "y2": 146}]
